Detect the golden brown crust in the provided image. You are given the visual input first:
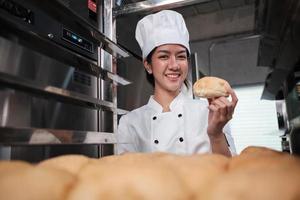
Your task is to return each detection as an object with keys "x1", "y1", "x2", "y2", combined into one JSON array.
[
  {"x1": 193, "y1": 76, "x2": 231, "y2": 98},
  {"x1": 38, "y1": 154, "x2": 90, "y2": 175},
  {"x1": 207, "y1": 147, "x2": 300, "y2": 200},
  {"x1": 0, "y1": 160, "x2": 33, "y2": 178},
  {"x1": 228, "y1": 146, "x2": 300, "y2": 172},
  {"x1": 0, "y1": 165, "x2": 75, "y2": 200},
  {"x1": 69, "y1": 153, "x2": 190, "y2": 200},
  {"x1": 2, "y1": 148, "x2": 300, "y2": 200}
]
